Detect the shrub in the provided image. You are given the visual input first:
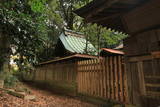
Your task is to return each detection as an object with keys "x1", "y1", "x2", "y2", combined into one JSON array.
[{"x1": 4, "y1": 74, "x2": 18, "y2": 88}]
